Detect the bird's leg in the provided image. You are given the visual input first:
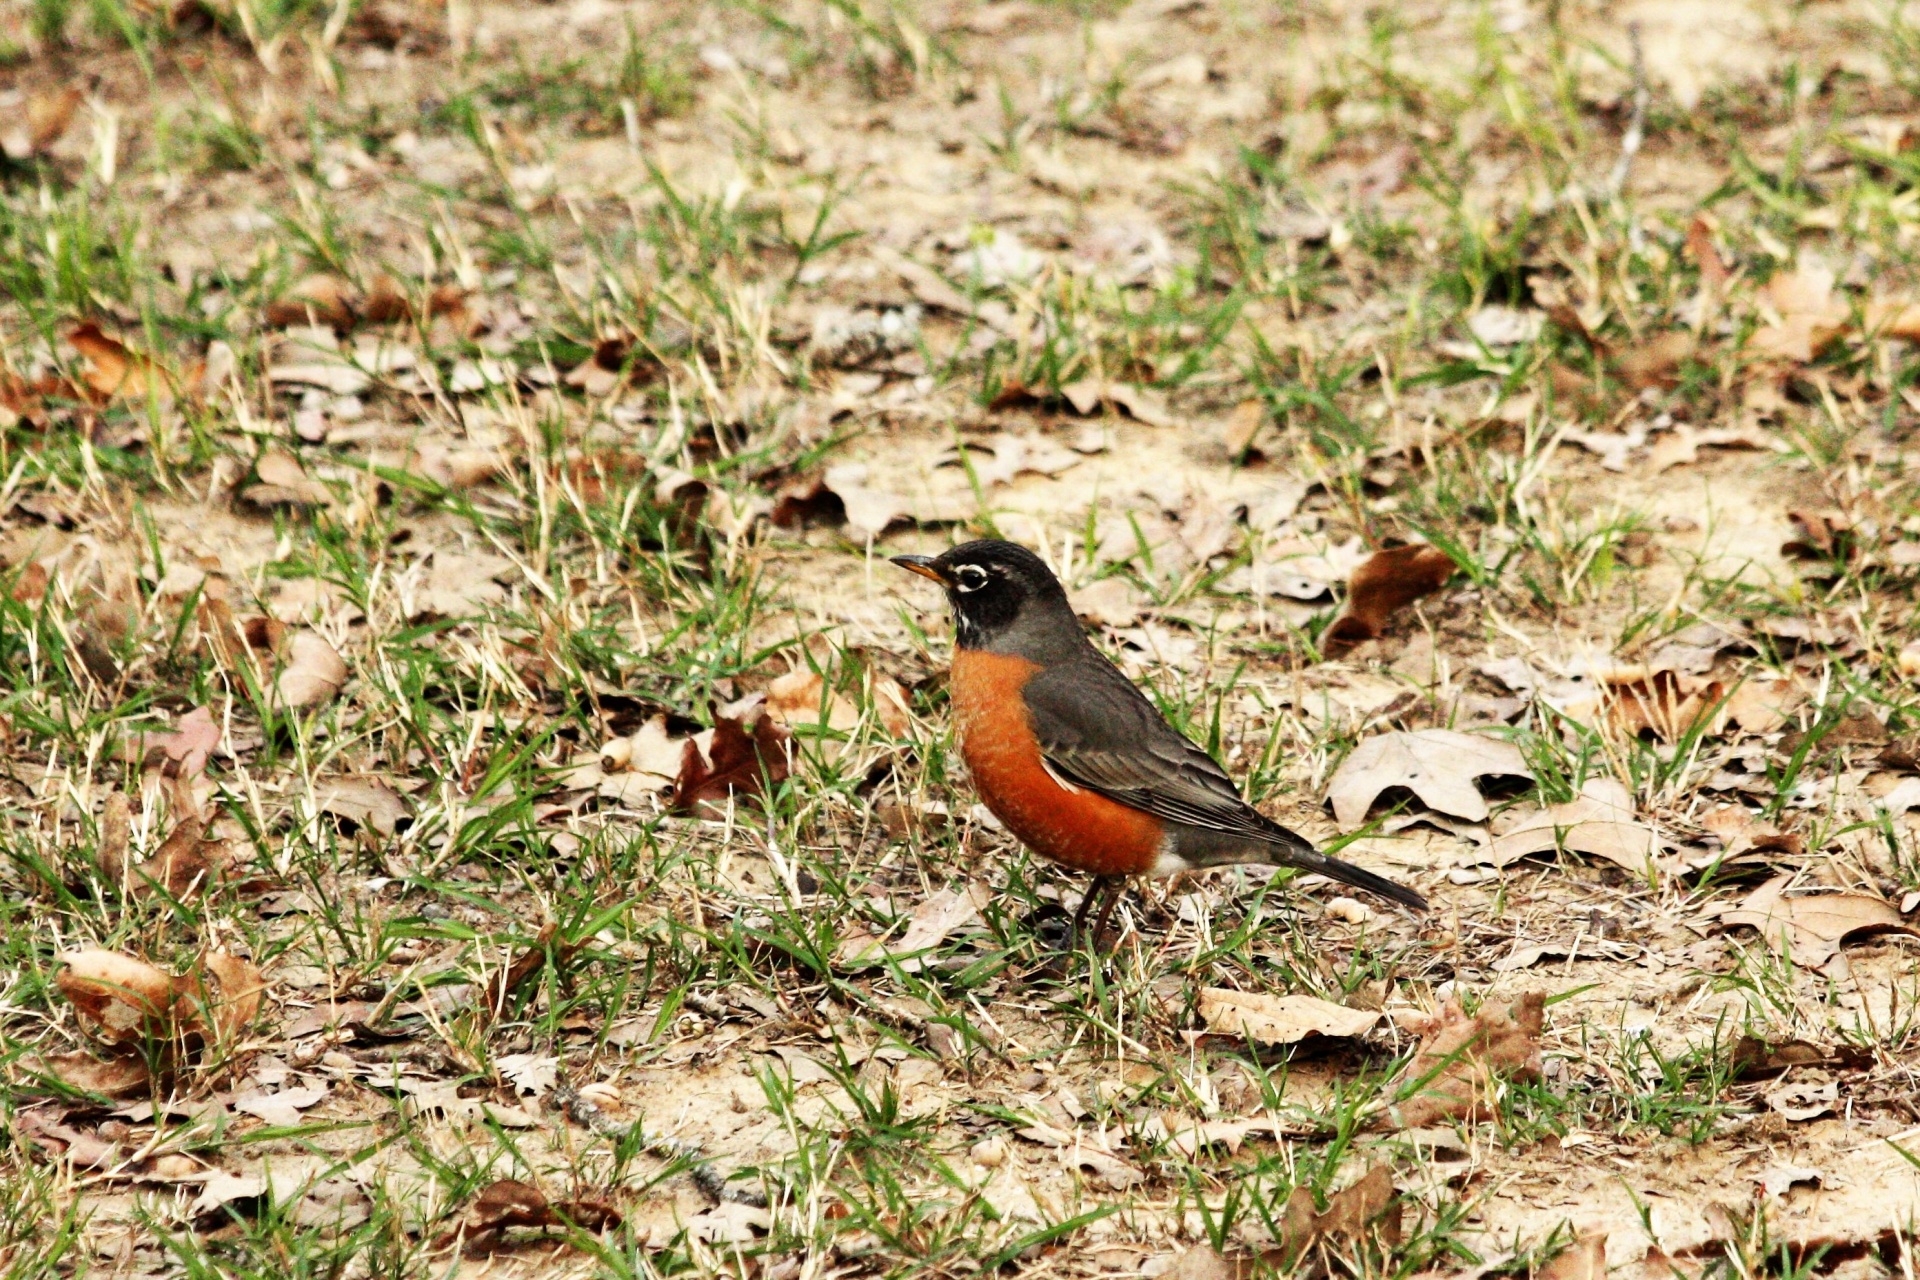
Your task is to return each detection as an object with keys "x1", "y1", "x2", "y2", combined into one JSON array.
[
  {"x1": 1088, "y1": 880, "x2": 1123, "y2": 948},
  {"x1": 1067, "y1": 877, "x2": 1114, "y2": 955}
]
